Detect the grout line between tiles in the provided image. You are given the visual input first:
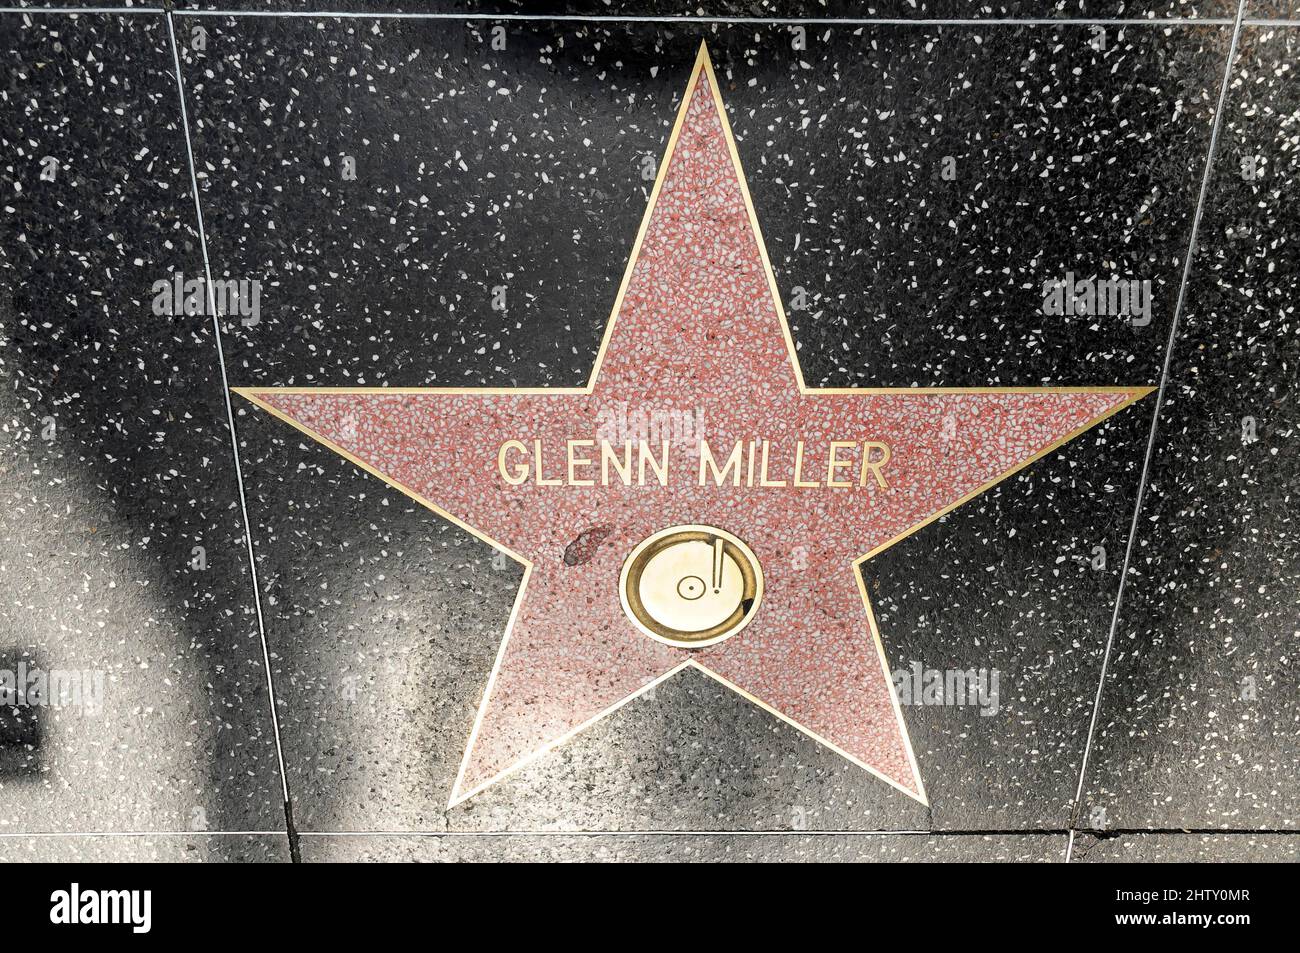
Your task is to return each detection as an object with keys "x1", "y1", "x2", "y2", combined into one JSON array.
[
  {"x1": 163, "y1": 9, "x2": 301, "y2": 864},
  {"x1": 1064, "y1": 0, "x2": 1248, "y2": 865},
  {"x1": 0, "y1": 5, "x2": 163, "y2": 11},
  {"x1": 304, "y1": 829, "x2": 1042, "y2": 837},
  {"x1": 294, "y1": 828, "x2": 1299, "y2": 837},
  {"x1": 165, "y1": 12, "x2": 1240, "y2": 24},
  {"x1": 10, "y1": 8, "x2": 1300, "y2": 29},
  {"x1": 0, "y1": 831, "x2": 290, "y2": 837},
  {"x1": 2, "y1": 828, "x2": 1294, "y2": 837},
  {"x1": 6, "y1": 8, "x2": 1300, "y2": 29}
]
